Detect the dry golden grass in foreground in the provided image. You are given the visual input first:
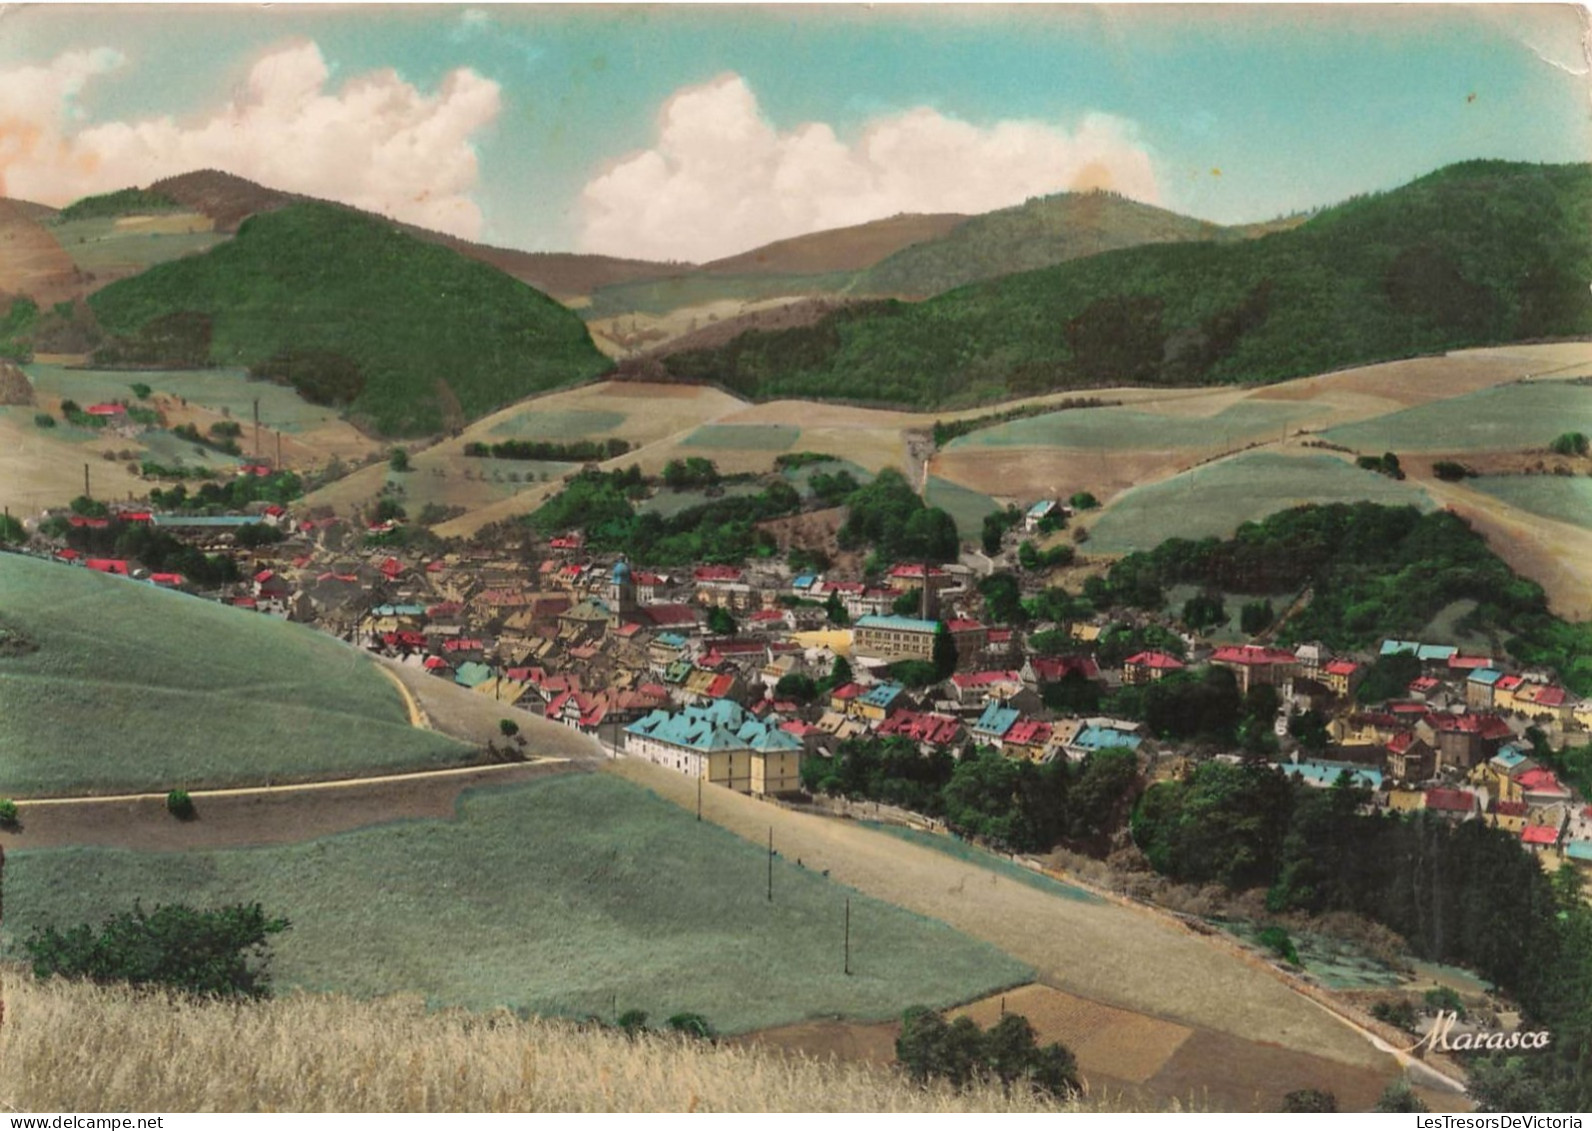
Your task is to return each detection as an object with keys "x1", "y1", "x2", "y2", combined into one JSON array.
[{"x1": 0, "y1": 971, "x2": 1110, "y2": 1113}]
